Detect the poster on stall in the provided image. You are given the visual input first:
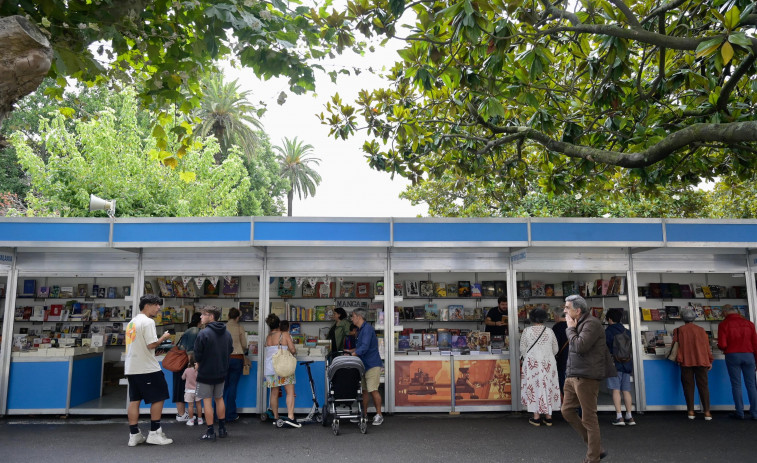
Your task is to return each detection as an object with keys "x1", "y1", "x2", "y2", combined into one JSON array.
[
  {"x1": 394, "y1": 359, "x2": 452, "y2": 407},
  {"x1": 453, "y1": 359, "x2": 511, "y2": 405}
]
